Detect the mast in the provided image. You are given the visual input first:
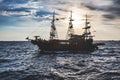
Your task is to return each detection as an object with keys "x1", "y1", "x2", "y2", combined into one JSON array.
[
  {"x1": 66, "y1": 11, "x2": 74, "y2": 39},
  {"x1": 50, "y1": 11, "x2": 58, "y2": 40},
  {"x1": 83, "y1": 14, "x2": 92, "y2": 40}
]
